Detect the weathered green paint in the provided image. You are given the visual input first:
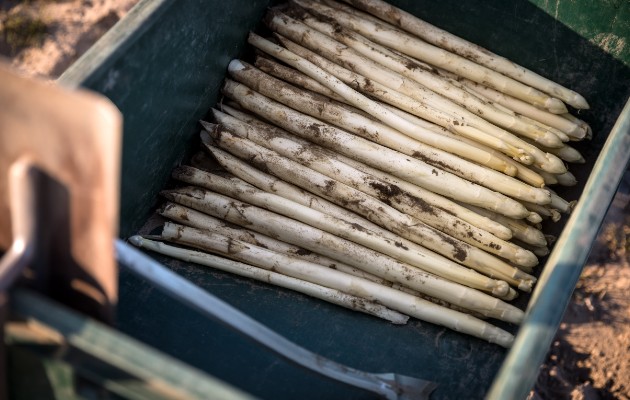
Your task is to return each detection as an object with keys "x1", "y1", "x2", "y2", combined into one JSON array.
[
  {"x1": 7, "y1": 347, "x2": 80, "y2": 400},
  {"x1": 43, "y1": 0, "x2": 630, "y2": 399},
  {"x1": 59, "y1": 0, "x2": 275, "y2": 240},
  {"x1": 8, "y1": 290, "x2": 253, "y2": 400},
  {"x1": 531, "y1": 0, "x2": 630, "y2": 67}
]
